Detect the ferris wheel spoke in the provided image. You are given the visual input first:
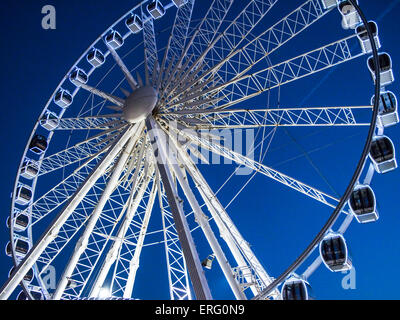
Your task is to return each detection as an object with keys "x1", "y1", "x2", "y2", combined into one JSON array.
[
  {"x1": 107, "y1": 46, "x2": 138, "y2": 91},
  {"x1": 27, "y1": 152, "x2": 107, "y2": 225},
  {"x1": 142, "y1": 14, "x2": 159, "y2": 84},
  {"x1": 169, "y1": 34, "x2": 366, "y2": 111},
  {"x1": 167, "y1": 0, "x2": 279, "y2": 99},
  {"x1": 38, "y1": 125, "x2": 127, "y2": 176},
  {"x1": 170, "y1": 0, "x2": 330, "y2": 102},
  {"x1": 52, "y1": 129, "x2": 141, "y2": 300},
  {"x1": 162, "y1": 132, "x2": 247, "y2": 300},
  {"x1": 163, "y1": 0, "x2": 195, "y2": 74},
  {"x1": 160, "y1": 0, "x2": 234, "y2": 98},
  {"x1": 157, "y1": 176, "x2": 192, "y2": 300},
  {"x1": 166, "y1": 123, "x2": 341, "y2": 210},
  {"x1": 79, "y1": 83, "x2": 125, "y2": 107},
  {"x1": 147, "y1": 117, "x2": 213, "y2": 300},
  {"x1": 169, "y1": 131, "x2": 280, "y2": 299},
  {"x1": 55, "y1": 115, "x2": 125, "y2": 131},
  {"x1": 165, "y1": 106, "x2": 372, "y2": 129},
  {"x1": 0, "y1": 125, "x2": 137, "y2": 300}
]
